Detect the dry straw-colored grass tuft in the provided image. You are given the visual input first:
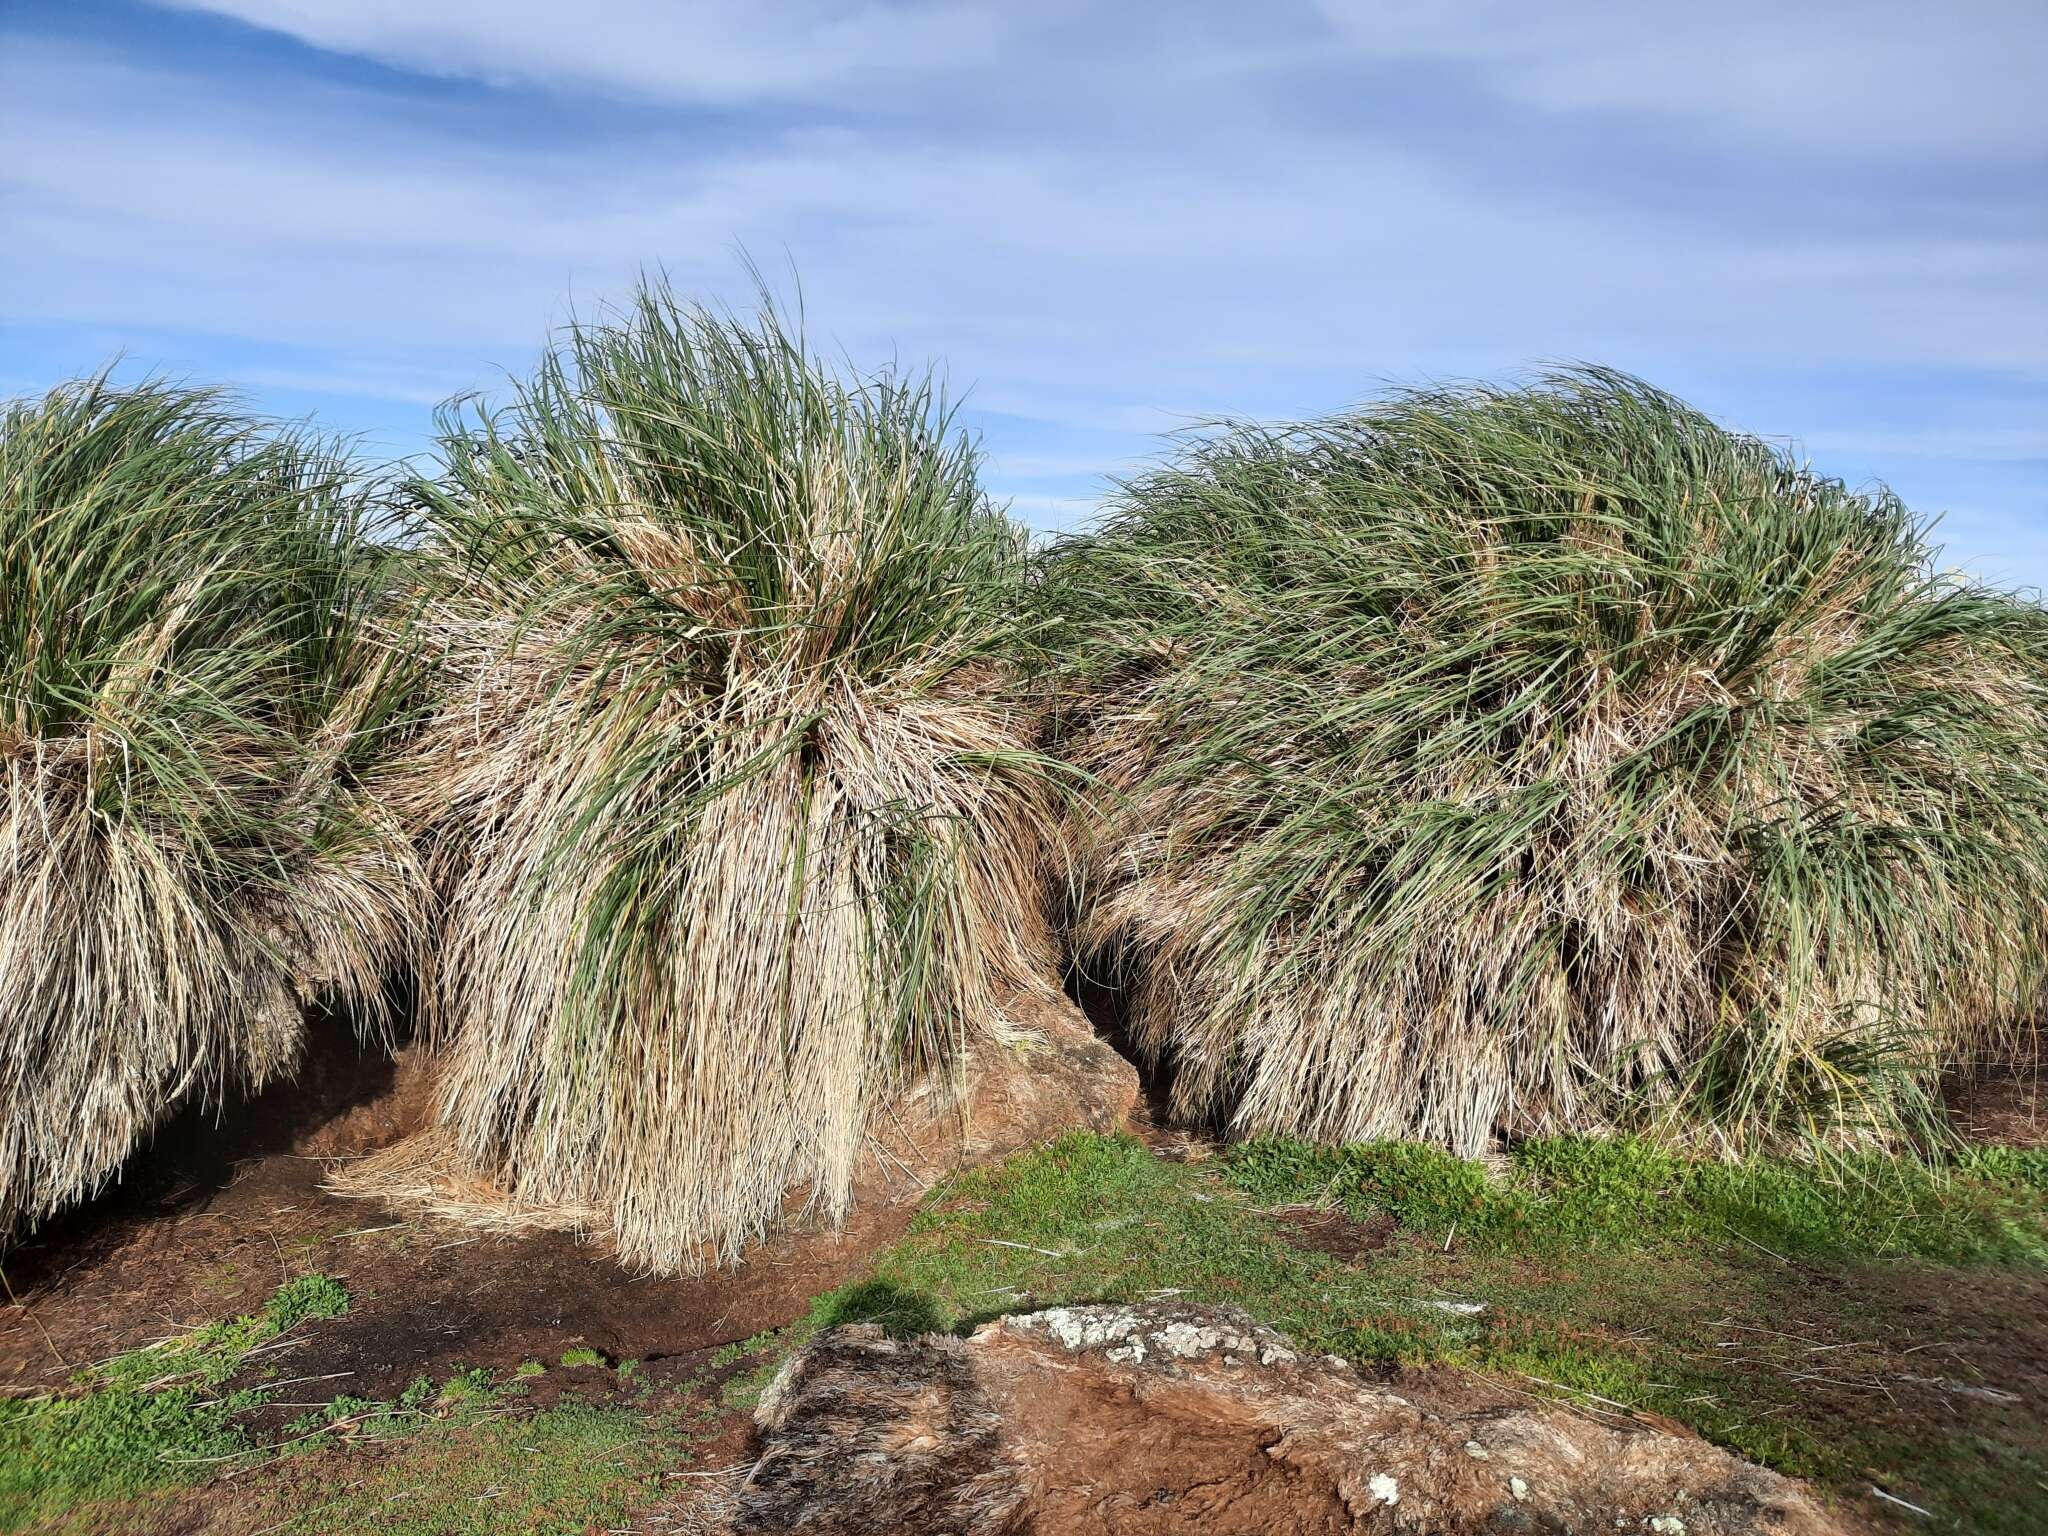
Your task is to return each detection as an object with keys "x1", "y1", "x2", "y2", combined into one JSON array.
[
  {"x1": 326, "y1": 1125, "x2": 604, "y2": 1238},
  {"x1": 1049, "y1": 369, "x2": 2048, "y2": 1154},
  {"x1": 397, "y1": 284, "x2": 1062, "y2": 1273},
  {"x1": 0, "y1": 377, "x2": 424, "y2": 1236}
]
